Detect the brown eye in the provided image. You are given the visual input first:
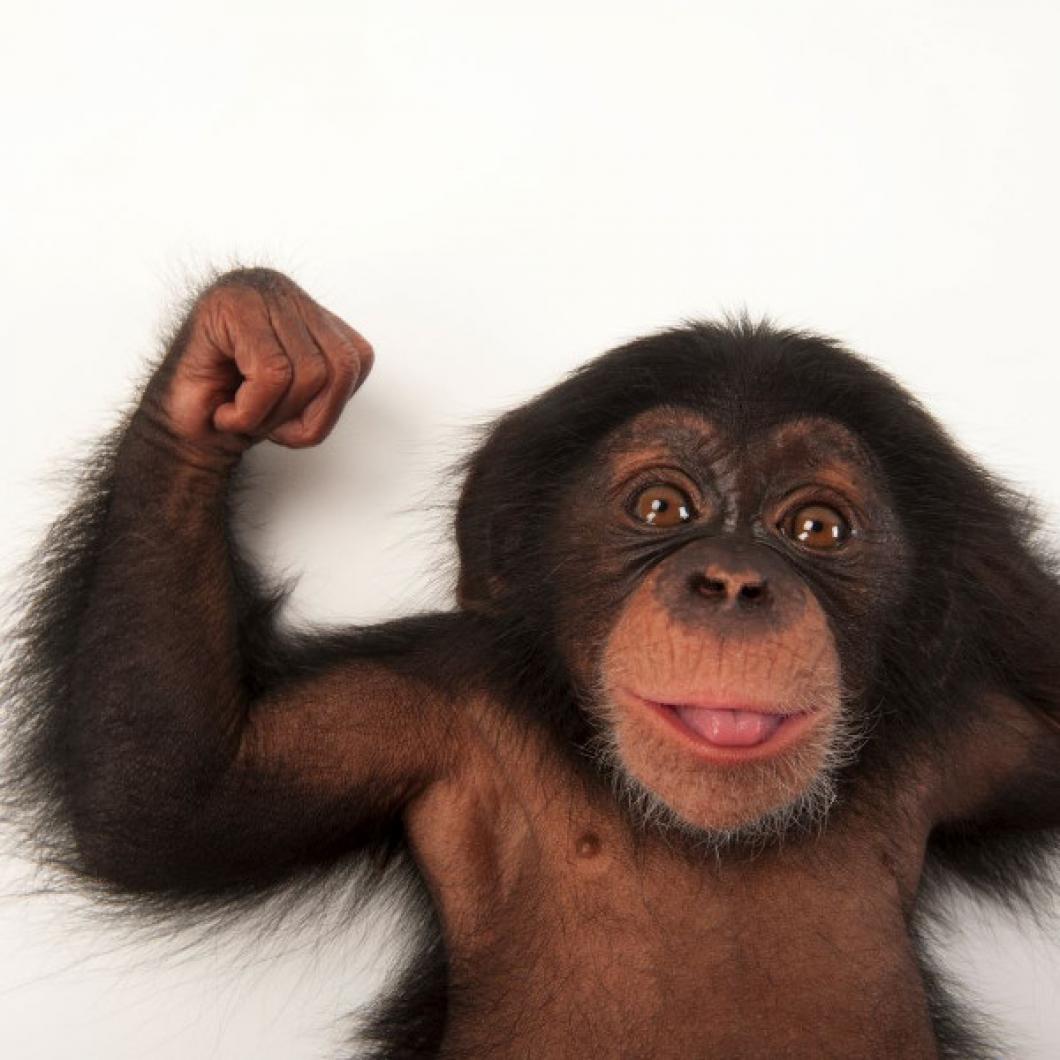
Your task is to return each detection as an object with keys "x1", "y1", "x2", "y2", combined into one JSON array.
[
  {"x1": 632, "y1": 484, "x2": 695, "y2": 527},
  {"x1": 782, "y1": 504, "x2": 851, "y2": 549}
]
